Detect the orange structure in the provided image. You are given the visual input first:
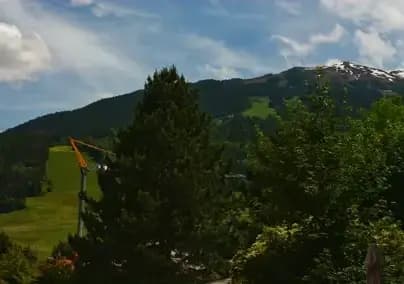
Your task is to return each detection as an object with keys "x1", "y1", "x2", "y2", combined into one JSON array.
[
  {"x1": 68, "y1": 137, "x2": 114, "y2": 237},
  {"x1": 69, "y1": 137, "x2": 114, "y2": 169}
]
